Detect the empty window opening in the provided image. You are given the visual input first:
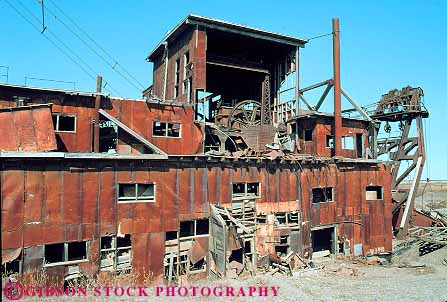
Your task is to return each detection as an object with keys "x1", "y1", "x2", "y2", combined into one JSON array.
[
  {"x1": 67, "y1": 242, "x2": 87, "y2": 261},
  {"x1": 166, "y1": 231, "x2": 178, "y2": 241},
  {"x1": 152, "y1": 121, "x2": 181, "y2": 138},
  {"x1": 44, "y1": 241, "x2": 88, "y2": 265},
  {"x1": 99, "y1": 118, "x2": 118, "y2": 153},
  {"x1": 180, "y1": 221, "x2": 195, "y2": 237},
  {"x1": 312, "y1": 227, "x2": 334, "y2": 253},
  {"x1": 45, "y1": 243, "x2": 65, "y2": 264},
  {"x1": 326, "y1": 135, "x2": 334, "y2": 149},
  {"x1": 275, "y1": 235, "x2": 289, "y2": 256},
  {"x1": 118, "y1": 183, "x2": 155, "y2": 203},
  {"x1": 53, "y1": 114, "x2": 76, "y2": 132},
  {"x1": 228, "y1": 248, "x2": 243, "y2": 263},
  {"x1": 179, "y1": 219, "x2": 209, "y2": 238},
  {"x1": 190, "y1": 258, "x2": 205, "y2": 272},
  {"x1": 2, "y1": 258, "x2": 21, "y2": 275},
  {"x1": 174, "y1": 58, "x2": 180, "y2": 98},
  {"x1": 100, "y1": 235, "x2": 131, "y2": 273},
  {"x1": 342, "y1": 135, "x2": 355, "y2": 150},
  {"x1": 366, "y1": 186, "x2": 383, "y2": 200},
  {"x1": 303, "y1": 129, "x2": 313, "y2": 142},
  {"x1": 312, "y1": 187, "x2": 334, "y2": 203},
  {"x1": 232, "y1": 182, "x2": 260, "y2": 199},
  {"x1": 356, "y1": 133, "x2": 363, "y2": 158}
]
